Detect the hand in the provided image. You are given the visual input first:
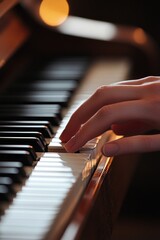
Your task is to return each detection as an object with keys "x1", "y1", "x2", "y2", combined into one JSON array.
[{"x1": 60, "y1": 76, "x2": 160, "y2": 156}]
